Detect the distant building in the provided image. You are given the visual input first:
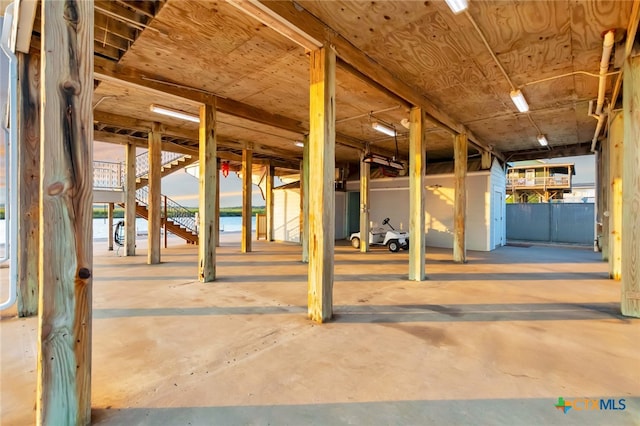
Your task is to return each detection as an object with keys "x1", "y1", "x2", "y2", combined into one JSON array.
[{"x1": 506, "y1": 162, "x2": 574, "y2": 203}]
